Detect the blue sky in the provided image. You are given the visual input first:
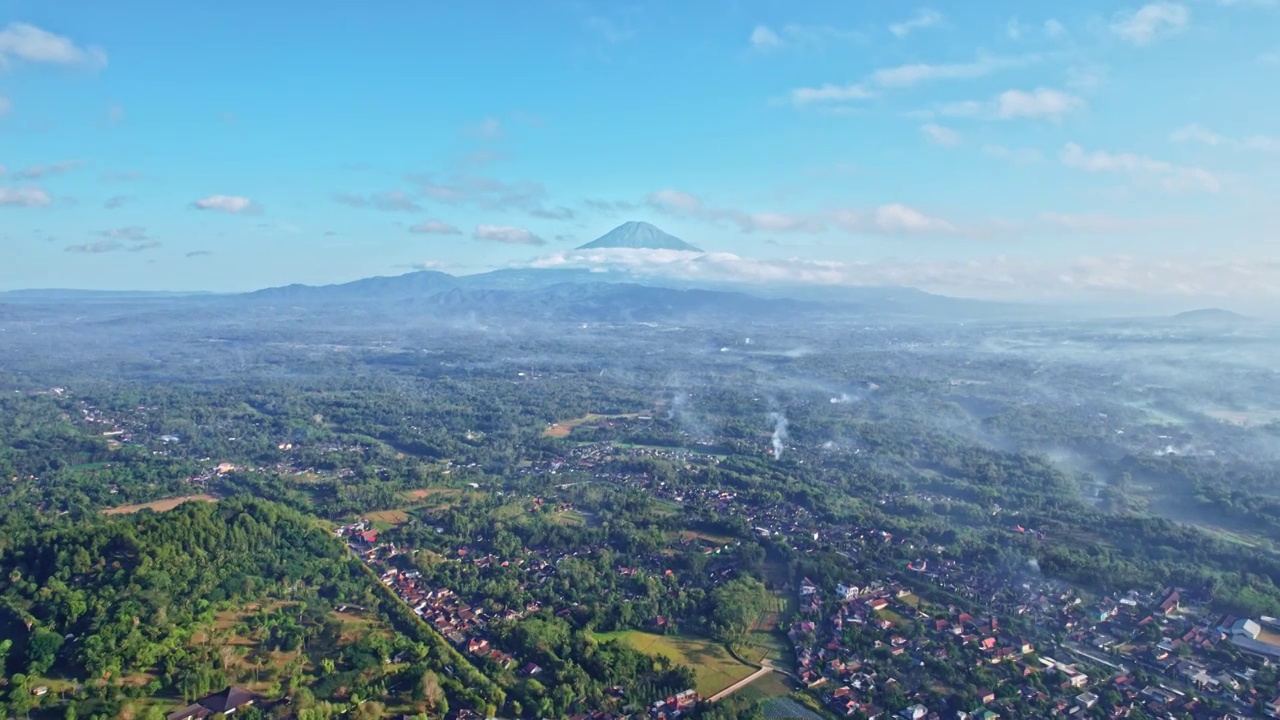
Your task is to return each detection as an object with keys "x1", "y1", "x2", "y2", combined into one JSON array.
[{"x1": 2, "y1": 0, "x2": 1278, "y2": 301}]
